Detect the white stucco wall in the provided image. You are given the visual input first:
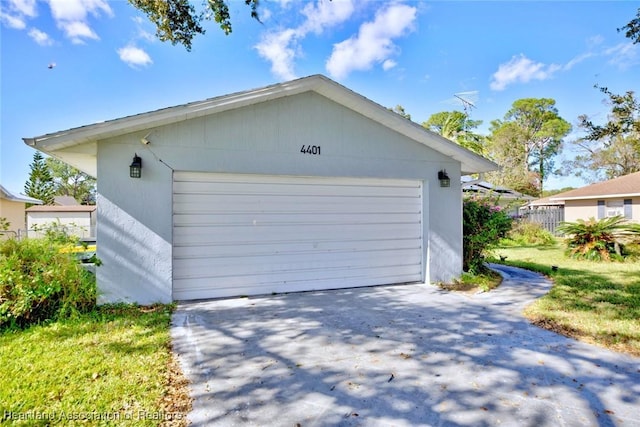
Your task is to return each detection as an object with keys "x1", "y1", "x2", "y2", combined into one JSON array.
[
  {"x1": 96, "y1": 91, "x2": 463, "y2": 303},
  {"x1": 27, "y1": 211, "x2": 93, "y2": 238}
]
